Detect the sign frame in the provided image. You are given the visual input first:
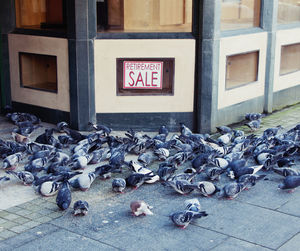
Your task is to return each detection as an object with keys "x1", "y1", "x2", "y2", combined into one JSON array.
[{"x1": 116, "y1": 58, "x2": 175, "y2": 96}]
